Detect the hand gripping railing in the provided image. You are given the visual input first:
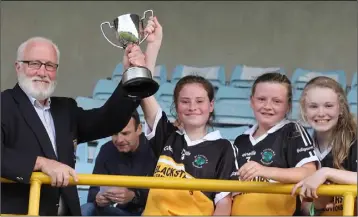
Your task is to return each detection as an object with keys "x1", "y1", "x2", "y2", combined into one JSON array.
[{"x1": 1, "y1": 172, "x2": 357, "y2": 216}]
